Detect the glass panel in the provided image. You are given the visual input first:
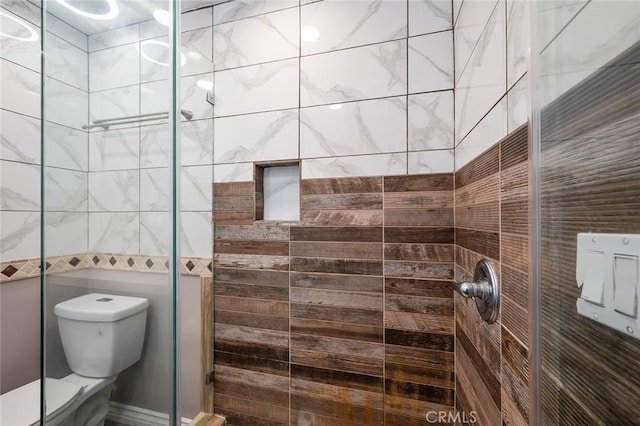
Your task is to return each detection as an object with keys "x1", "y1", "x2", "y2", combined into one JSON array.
[
  {"x1": 41, "y1": 0, "x2": 178, "y2": 423},
  {"x1": 534, "y1": 0, "x2": 640, "y2": 423}
]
